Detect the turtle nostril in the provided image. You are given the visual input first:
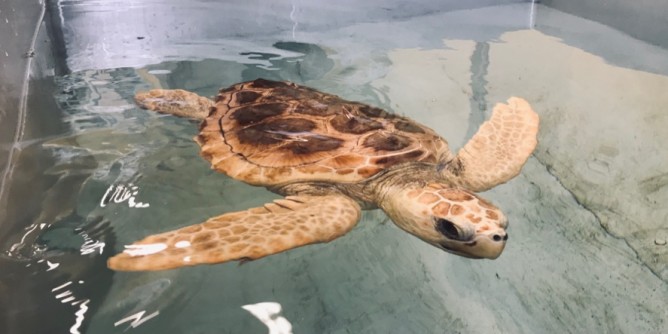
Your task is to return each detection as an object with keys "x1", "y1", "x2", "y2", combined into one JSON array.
[{"x1": 492, "y1": 233, "x2": 508, "y2": 242}]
